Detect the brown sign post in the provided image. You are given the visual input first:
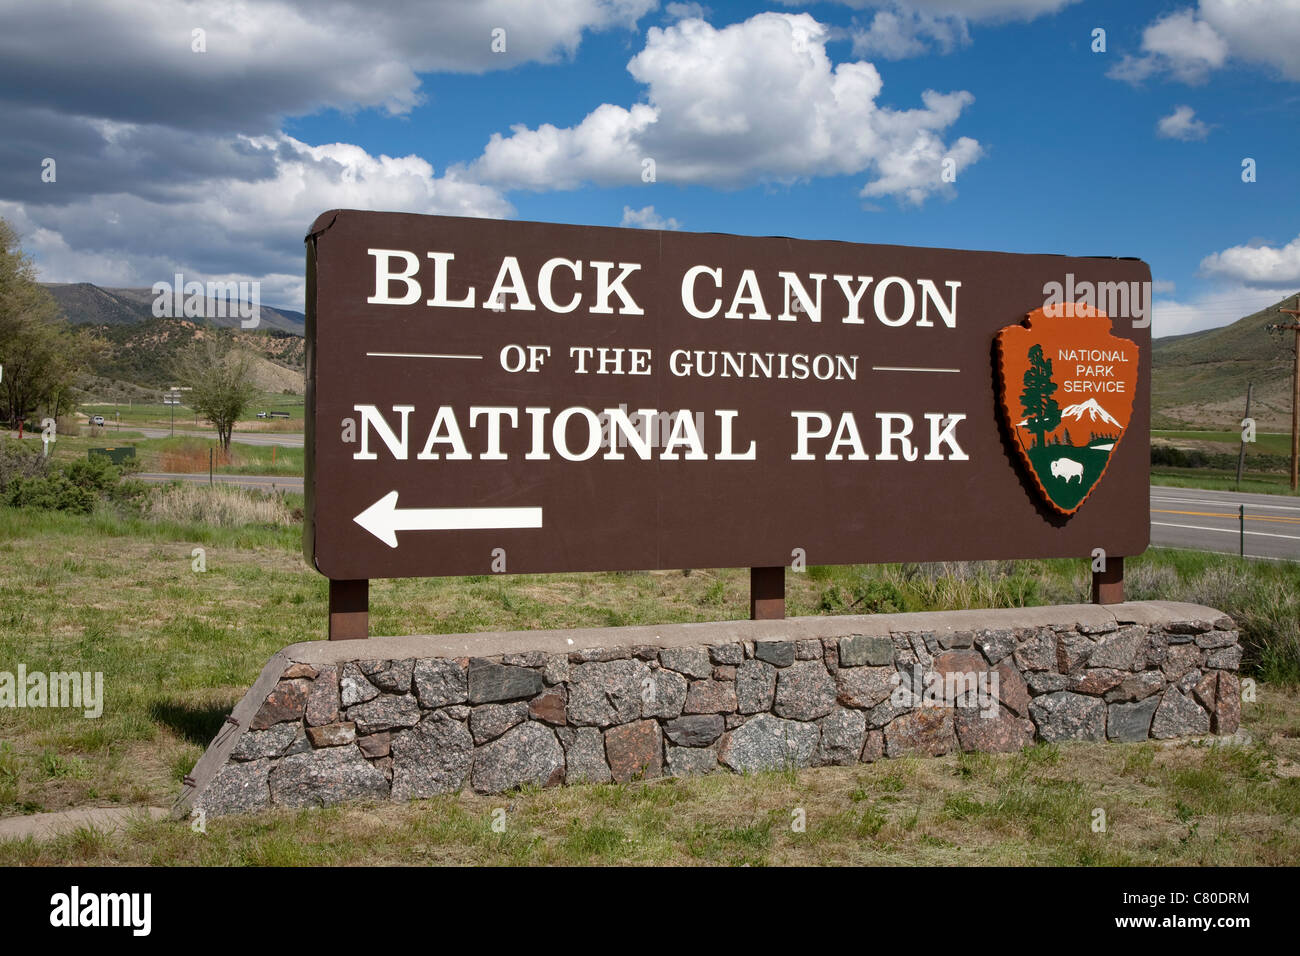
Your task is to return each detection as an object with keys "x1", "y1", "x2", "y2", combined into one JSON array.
[{"x1": 305, "y1": 210, "x2": 1150, "y2": 638}]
